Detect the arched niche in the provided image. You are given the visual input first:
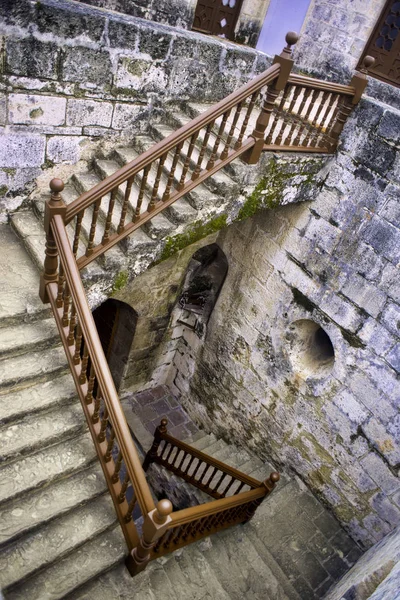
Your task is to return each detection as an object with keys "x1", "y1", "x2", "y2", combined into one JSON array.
[{"x1": 92, "y1": 299, "x2": 138, "y2": 392}]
